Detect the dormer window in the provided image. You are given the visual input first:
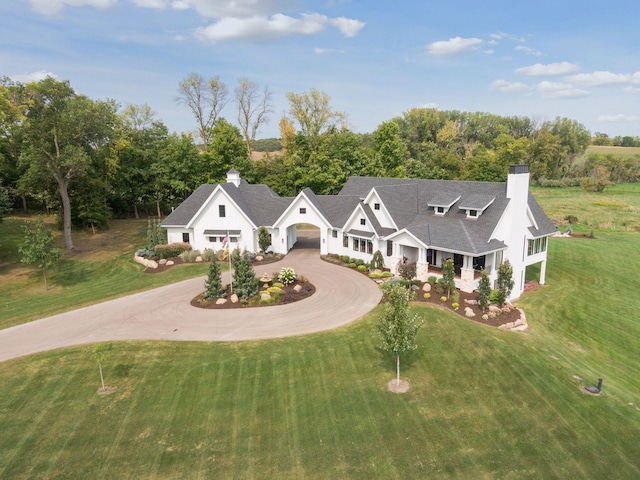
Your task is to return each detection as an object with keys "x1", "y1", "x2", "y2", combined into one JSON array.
[
  {"x1": 374, "y1": 203, "x2": 380, "y2": 210},
  {"x1": 360, "y1": 218, "x2": 366, "y2": 225},
  {"x1": 459, "y1": 195, "x2": 495, "y2": 219},
  {"x1": 428, "y1": 193, "x2": 461, "y2": 216}
]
